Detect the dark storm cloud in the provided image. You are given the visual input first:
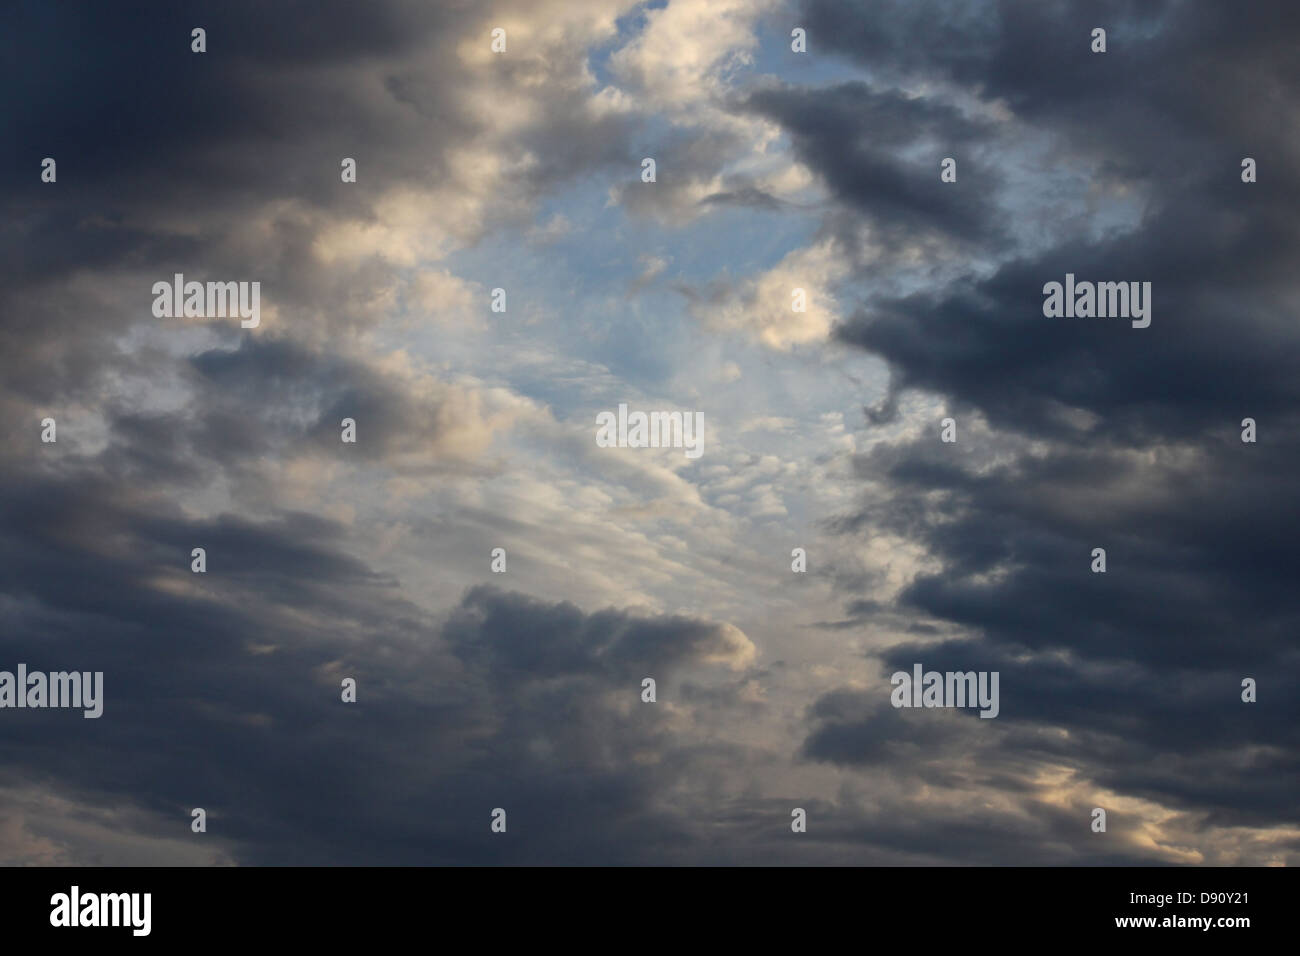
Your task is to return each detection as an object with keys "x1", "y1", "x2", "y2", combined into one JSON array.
[
  {"x1": 778, "y1": 0, "x2": 1300, "y2": 848},
  {"x1": 1, "y1": 0, "x2": 641, "y2": 401},
  {"x1": 798, "y1": 692, "x2": 1177, "y2": 864},
  {"x1": 800, "y1": 0, "x2": 1297, "y2": 145},
  {"x1": 1, "y1": 0, "x2": 460, "y2": 415},
  {"x1": 4, "y1": 332, "x2": 499, "y2": 501},
  {"x1": 4, "y1": 1, "x2": 462, "y2": 237},
  {"x1": 844, "y1": 431, "x2": 1300, "y2": 666},
  {"x1": 2, "y1": 0, "x2": 611, "y2": 211},
  {"x1": 0, "y1": 452, "x2": 762, "y2": 862},
  {"x1": 0, "y1": 0, "x2": 746, "y2": 865},
  {"x1": 803, "y1": 637, "x2": 1300, "y2": 829},
  {"x1": 840, "y1": 204, "x2": 1300, "y2": 442},
  {"x1": 744, "y1": 82, "x2": 1006, "y2": 247},
  {"x1": 444, "y1": 585, "x2": 754, "y2": 686},
  {"x1": 185, "y1": 335, "x2": 496, "y2": 471}
]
